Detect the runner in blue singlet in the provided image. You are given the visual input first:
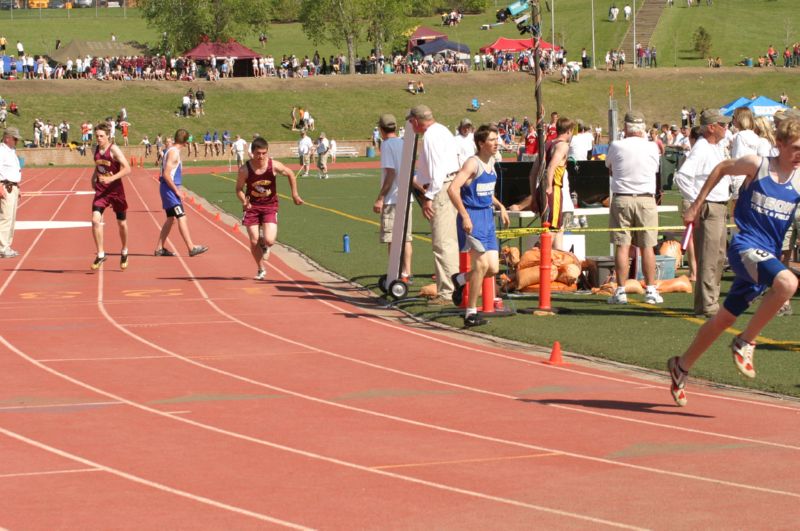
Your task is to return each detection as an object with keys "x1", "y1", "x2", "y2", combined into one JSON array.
[
  {"x1": 447, "y1": 123, "x2": 510, "y2": 328},
  {"x1": 666, "y1": 115, "x2": 800, "y2": 407}
]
